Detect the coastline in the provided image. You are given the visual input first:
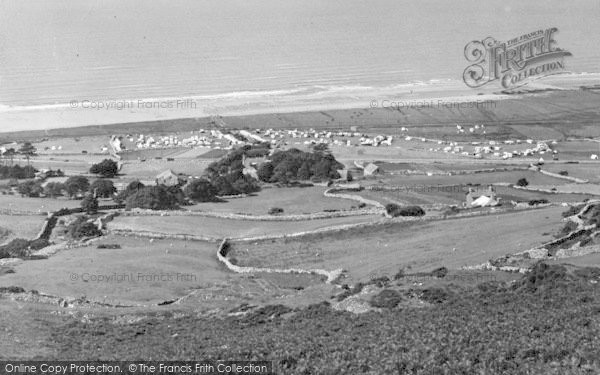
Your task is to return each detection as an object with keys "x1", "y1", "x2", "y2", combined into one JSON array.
[{"x1": 1, "y1": 74, "x2": 600, "y2": 139}]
